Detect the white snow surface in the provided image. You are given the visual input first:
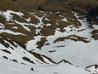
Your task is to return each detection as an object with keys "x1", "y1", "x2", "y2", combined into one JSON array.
[{"x1": 0, "y1": 59, "x2": 90, "y2": 74}]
